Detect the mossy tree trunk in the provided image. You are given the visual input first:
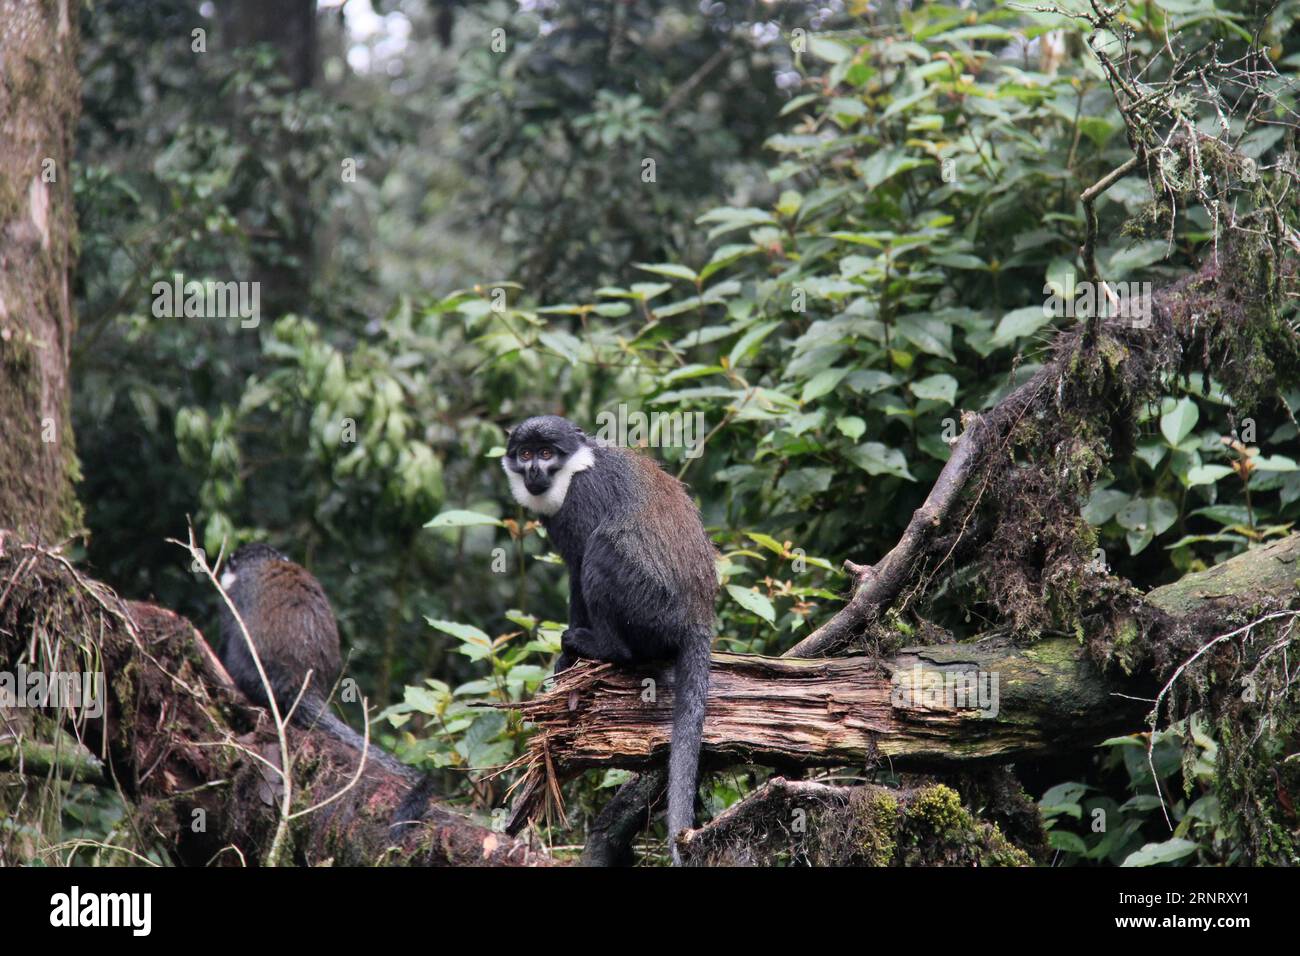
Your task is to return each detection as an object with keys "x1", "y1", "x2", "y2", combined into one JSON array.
[{"x1": 0, "y1": 0, "x2": 83, "y2": 542}]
